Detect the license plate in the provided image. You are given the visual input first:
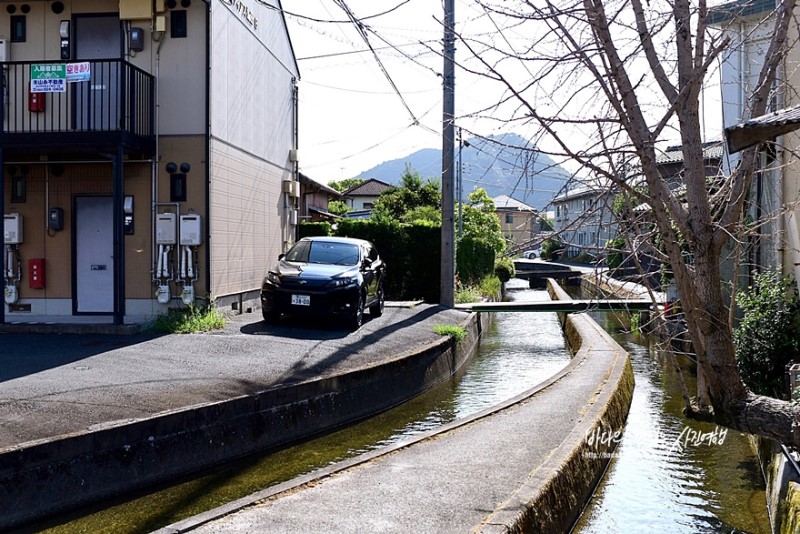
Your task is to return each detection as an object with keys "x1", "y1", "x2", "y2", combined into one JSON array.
[{"x1": 291, "y1": 294, "x2": 311, "y2": 306}]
